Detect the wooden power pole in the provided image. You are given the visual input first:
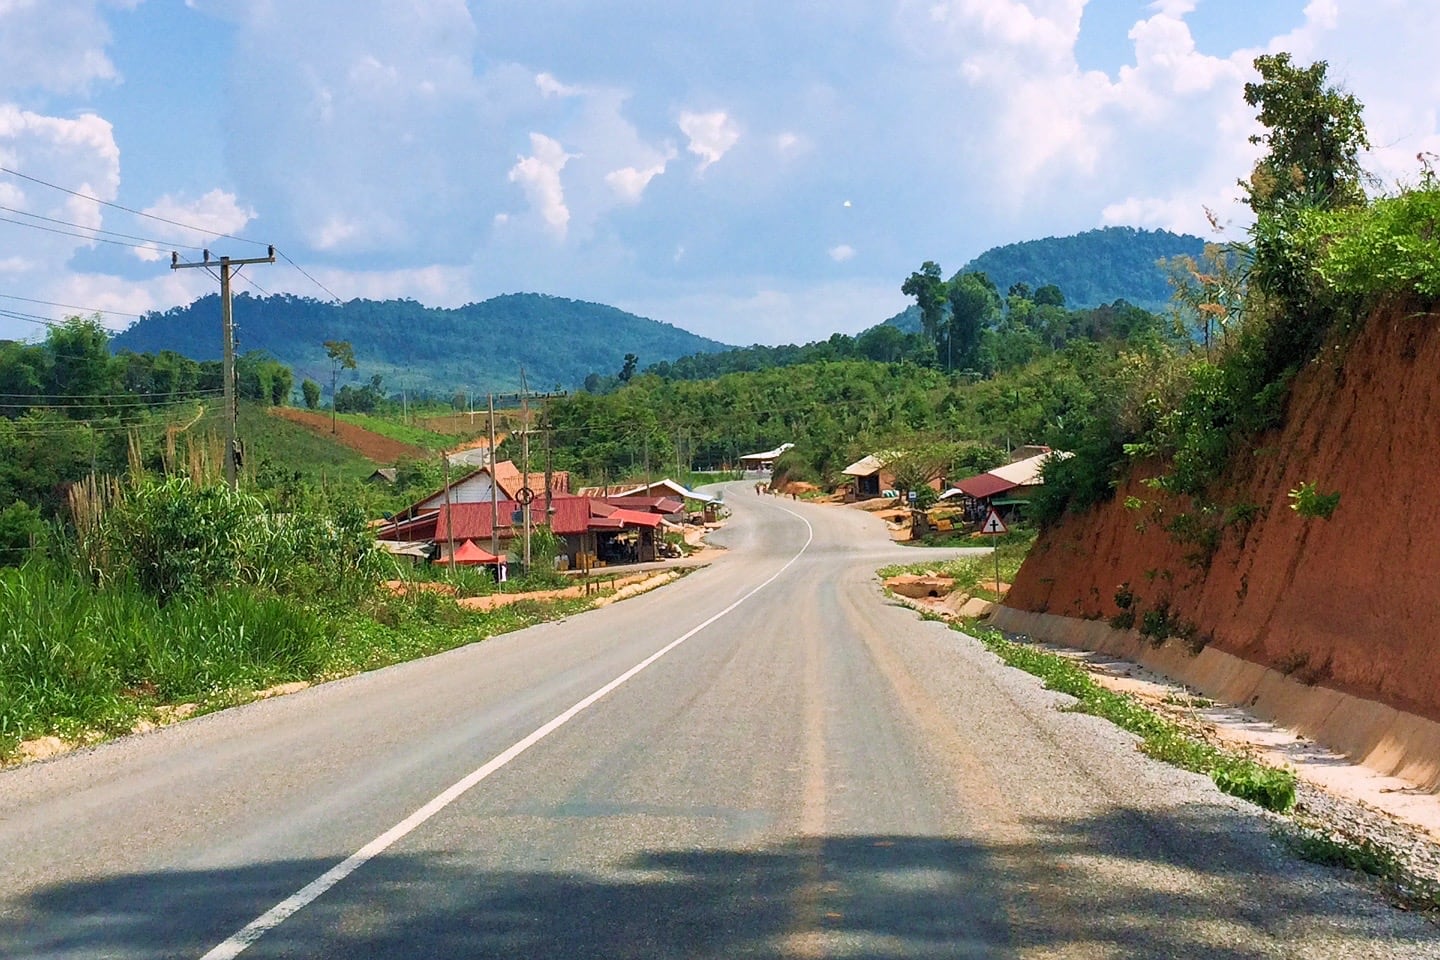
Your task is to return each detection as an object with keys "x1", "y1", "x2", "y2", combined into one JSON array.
[{"x1": 171, "y1": 247, "x2": 275, "y2": 488}]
